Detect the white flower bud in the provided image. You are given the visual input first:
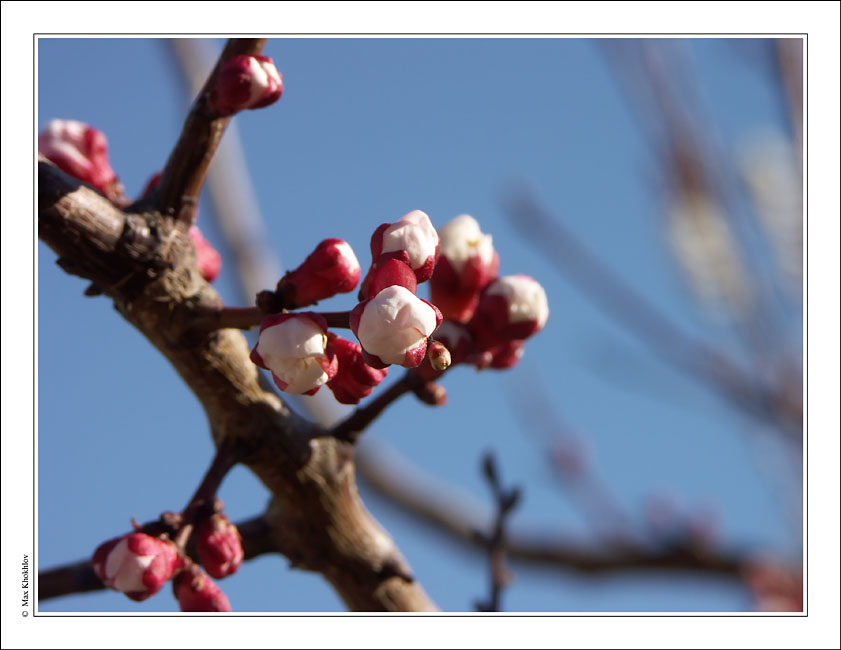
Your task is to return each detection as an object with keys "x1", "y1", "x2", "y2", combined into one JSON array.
[
  {"x1": 352, "y1": 285, "x2": 442, "y2": 367},
  {"x1": 250, "y1": 314, "x2": 336, "y2": 395}
]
